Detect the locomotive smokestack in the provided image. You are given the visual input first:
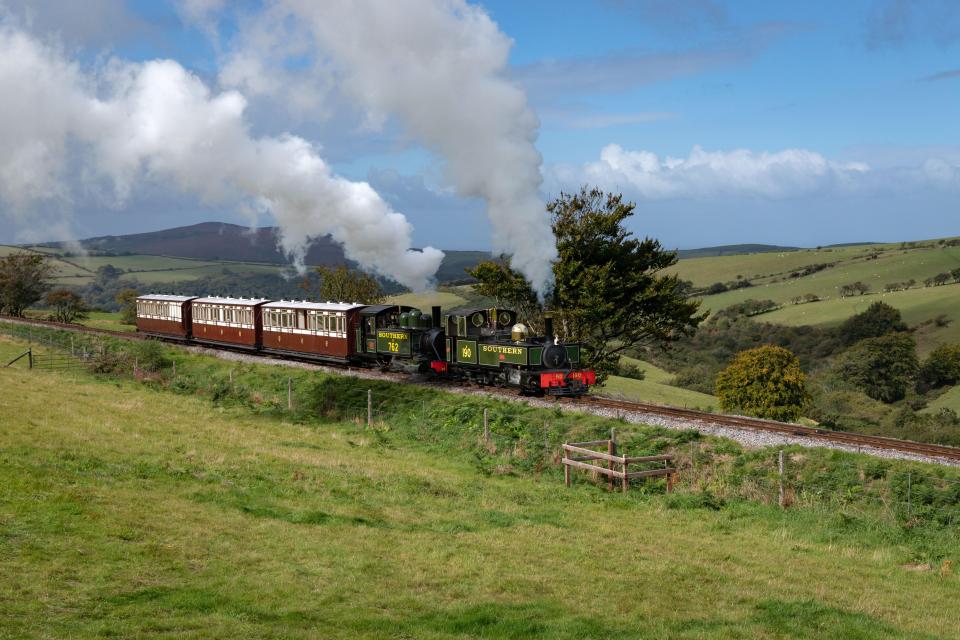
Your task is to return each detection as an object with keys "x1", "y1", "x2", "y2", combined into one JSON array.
[
  {"x1": 432, "y1": 306, "x2": 442, "y2": 329},
  {"x1": 544, "y1": 316, "x2": 554, "y2": 341}
]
